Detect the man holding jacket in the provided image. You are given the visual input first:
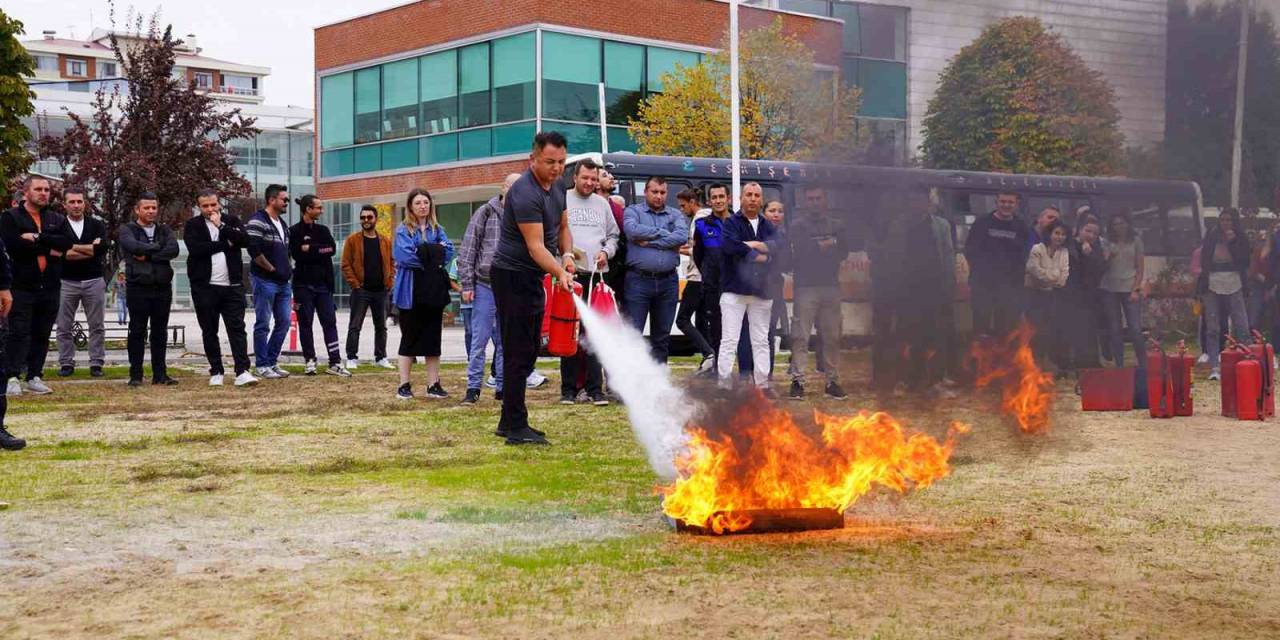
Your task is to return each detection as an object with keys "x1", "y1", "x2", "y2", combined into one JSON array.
[
  {"x1": 185, "y1": 189, "x2": 257, "y2": 387},
  {"x1": 118, "y1": 192, "x2": 180, "y2": 386},
  {"x1": 1, "y1": 176, "x2": 73, "y2": 396},
  {"x1": 340, "y1": 204, "x2": 395, "y2": 370}
]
